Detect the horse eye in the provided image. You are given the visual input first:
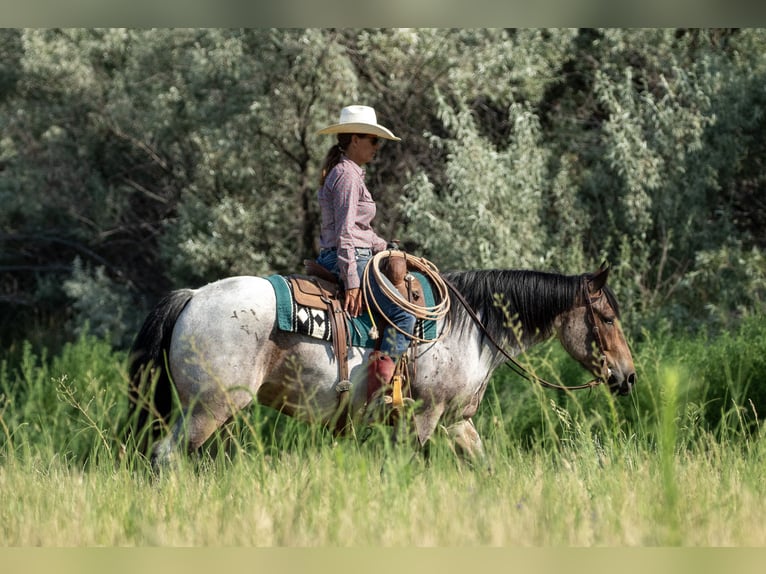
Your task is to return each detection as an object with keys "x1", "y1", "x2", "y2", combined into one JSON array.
[{"x1": 602, "y1": 317, "x2": 615, "y2": 326}]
